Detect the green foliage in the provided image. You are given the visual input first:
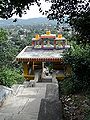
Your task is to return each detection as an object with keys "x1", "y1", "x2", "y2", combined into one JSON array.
[
  {"x1": 0, "y1": 0, "x2": 38, "y2": 19},
  {"x1": 63, "y1": 44, "x2": 90, "y2": 93},
  {"x1": 60, "y1": 77, "x2": 74, "y2": 95},
  {"x1": 0, "y1": 67, "x2": 24, "y2": 87},
  {"x1": 70, "y1": 9, "x2": 90, "y2": 45},
  {"x1": 47, "y1": 0, "x2": 89, "y2": 21},
  {"x1": 84, "y1": 99, "x2": 90, "y2": 120},
  {"x1": 26, "y1": 32, "x2": 34, "y2": 46},
  {"x1": 47, "y1": 1, "x2": 90, "y2": 45},
  {"x1": 0, "y1": 28, "x2": 25, "y2": 87},
  {"x1": 0, "y1": 0, "x2": 89, "y2": 23},
  {"x1": 0, "y1": 40, "x2": 18, "y2": 68},
  {"x1": 85, "y1": 109, "x2": 90, "y2": 120},
  {"x1": 0, "y1": 28, "x2": 8, "y2": 42}
]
